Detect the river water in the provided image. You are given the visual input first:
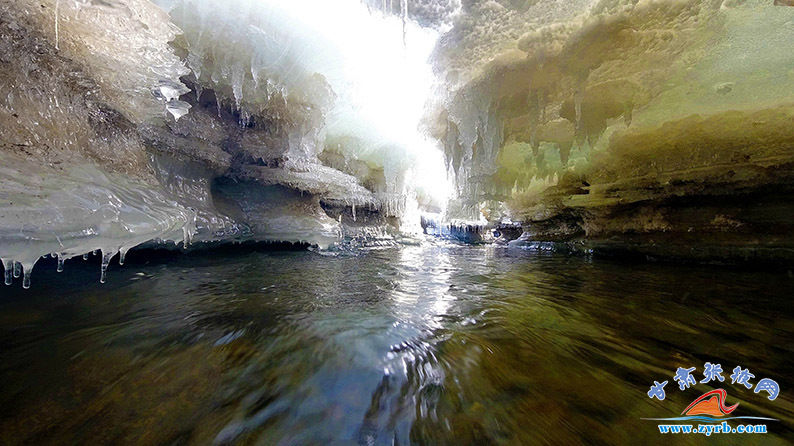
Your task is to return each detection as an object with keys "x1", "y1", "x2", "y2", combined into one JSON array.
[{"x1": 0, "y1": 242, "x2": 792, "y2": 445}]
